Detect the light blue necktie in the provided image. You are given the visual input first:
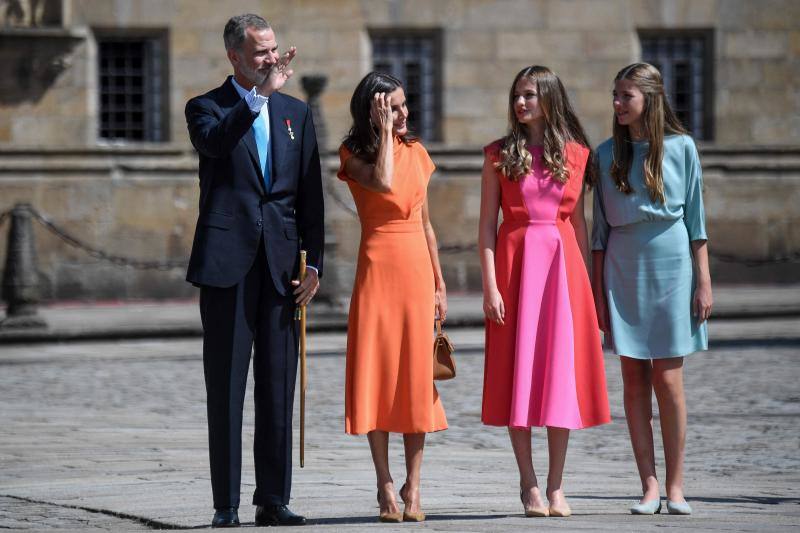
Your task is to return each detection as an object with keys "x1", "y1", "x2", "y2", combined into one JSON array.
[{"x1": 252, "y1": 113, "x2": 270, "y2": 190}]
